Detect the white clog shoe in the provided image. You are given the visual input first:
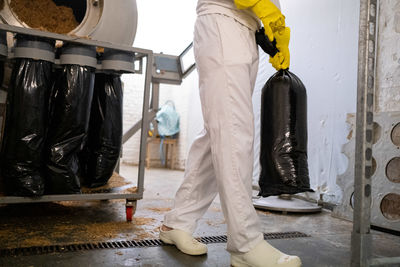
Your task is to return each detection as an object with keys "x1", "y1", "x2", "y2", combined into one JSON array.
[
  {"x1": 159, "y1": 228, "x2": 208, "y2": 256},
  {"x1": 231, "y1": 240, "x2": 301, "y2": 267}
]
